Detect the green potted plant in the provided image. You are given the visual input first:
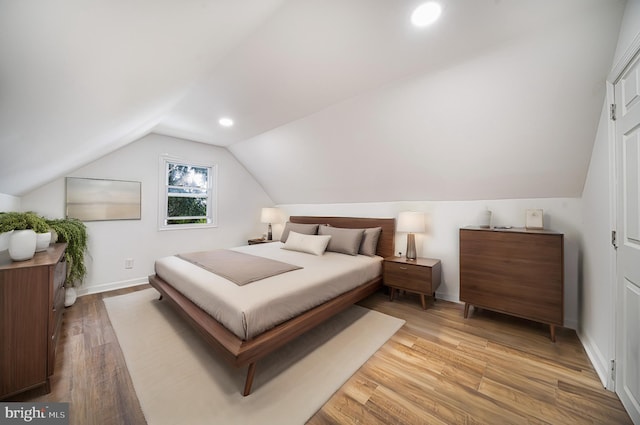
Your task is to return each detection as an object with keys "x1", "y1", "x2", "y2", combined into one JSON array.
[
  {"x1": 27, "y1": 212, "x2": 53, "y2": 252},
  {"x1": 0, "y1": 212, "x2": 51, "y2": 260},
  {"x1": 46, "y1": 218, "x2": 88, "y2": 306}
]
